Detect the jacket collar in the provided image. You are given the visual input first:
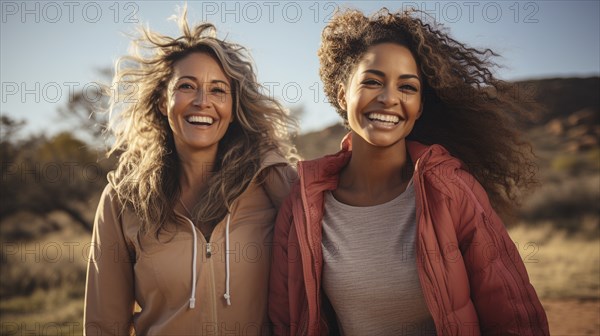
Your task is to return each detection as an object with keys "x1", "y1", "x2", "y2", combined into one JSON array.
[
  {"x1": 298, "y1": 132, "x2": 440, "y2": 196},
  {"x1": 340, "y1": 131, "x2": 431, "y2": 163}
]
